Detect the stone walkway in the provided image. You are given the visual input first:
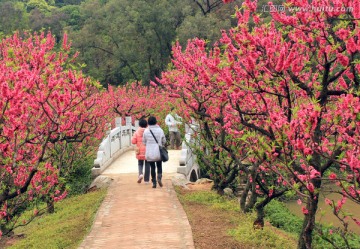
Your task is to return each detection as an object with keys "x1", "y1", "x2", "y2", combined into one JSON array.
[{"x1": 79, "y1": 150, "x2": 195, "y2": 249}]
